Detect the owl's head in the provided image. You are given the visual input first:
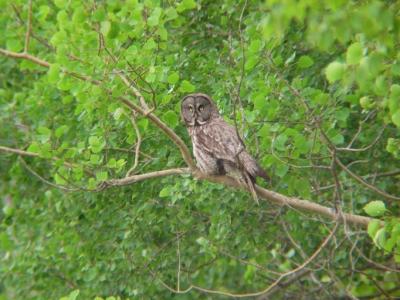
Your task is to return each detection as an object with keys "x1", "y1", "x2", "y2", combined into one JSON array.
[{"x1": 181, "y1": 93, "x2": 219, "y2": 126}]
